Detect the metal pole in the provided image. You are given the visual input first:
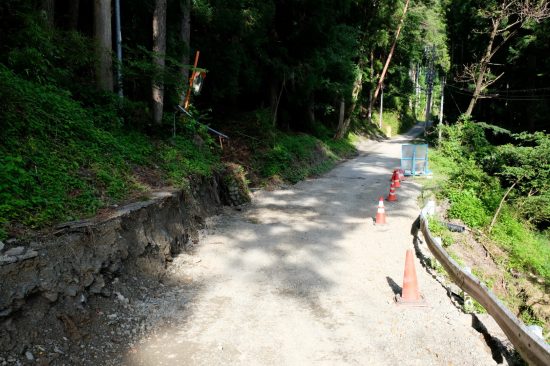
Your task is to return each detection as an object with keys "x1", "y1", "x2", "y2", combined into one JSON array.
[
  {"x1": 184, "y1": 50, "x2": 200, "y2": 110},
  {"x1": 115, "y1": 0, "x2": 123, "y2": 98},
  {"x1": 379, "y1": 85, "x2": 384, "y2": 129},
  {"x1": 424, "y1": 46, "x2": 435, "y2": 134},
  {"x1": 438, "y1": 75, "x2": 445, "y2": 143}
]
